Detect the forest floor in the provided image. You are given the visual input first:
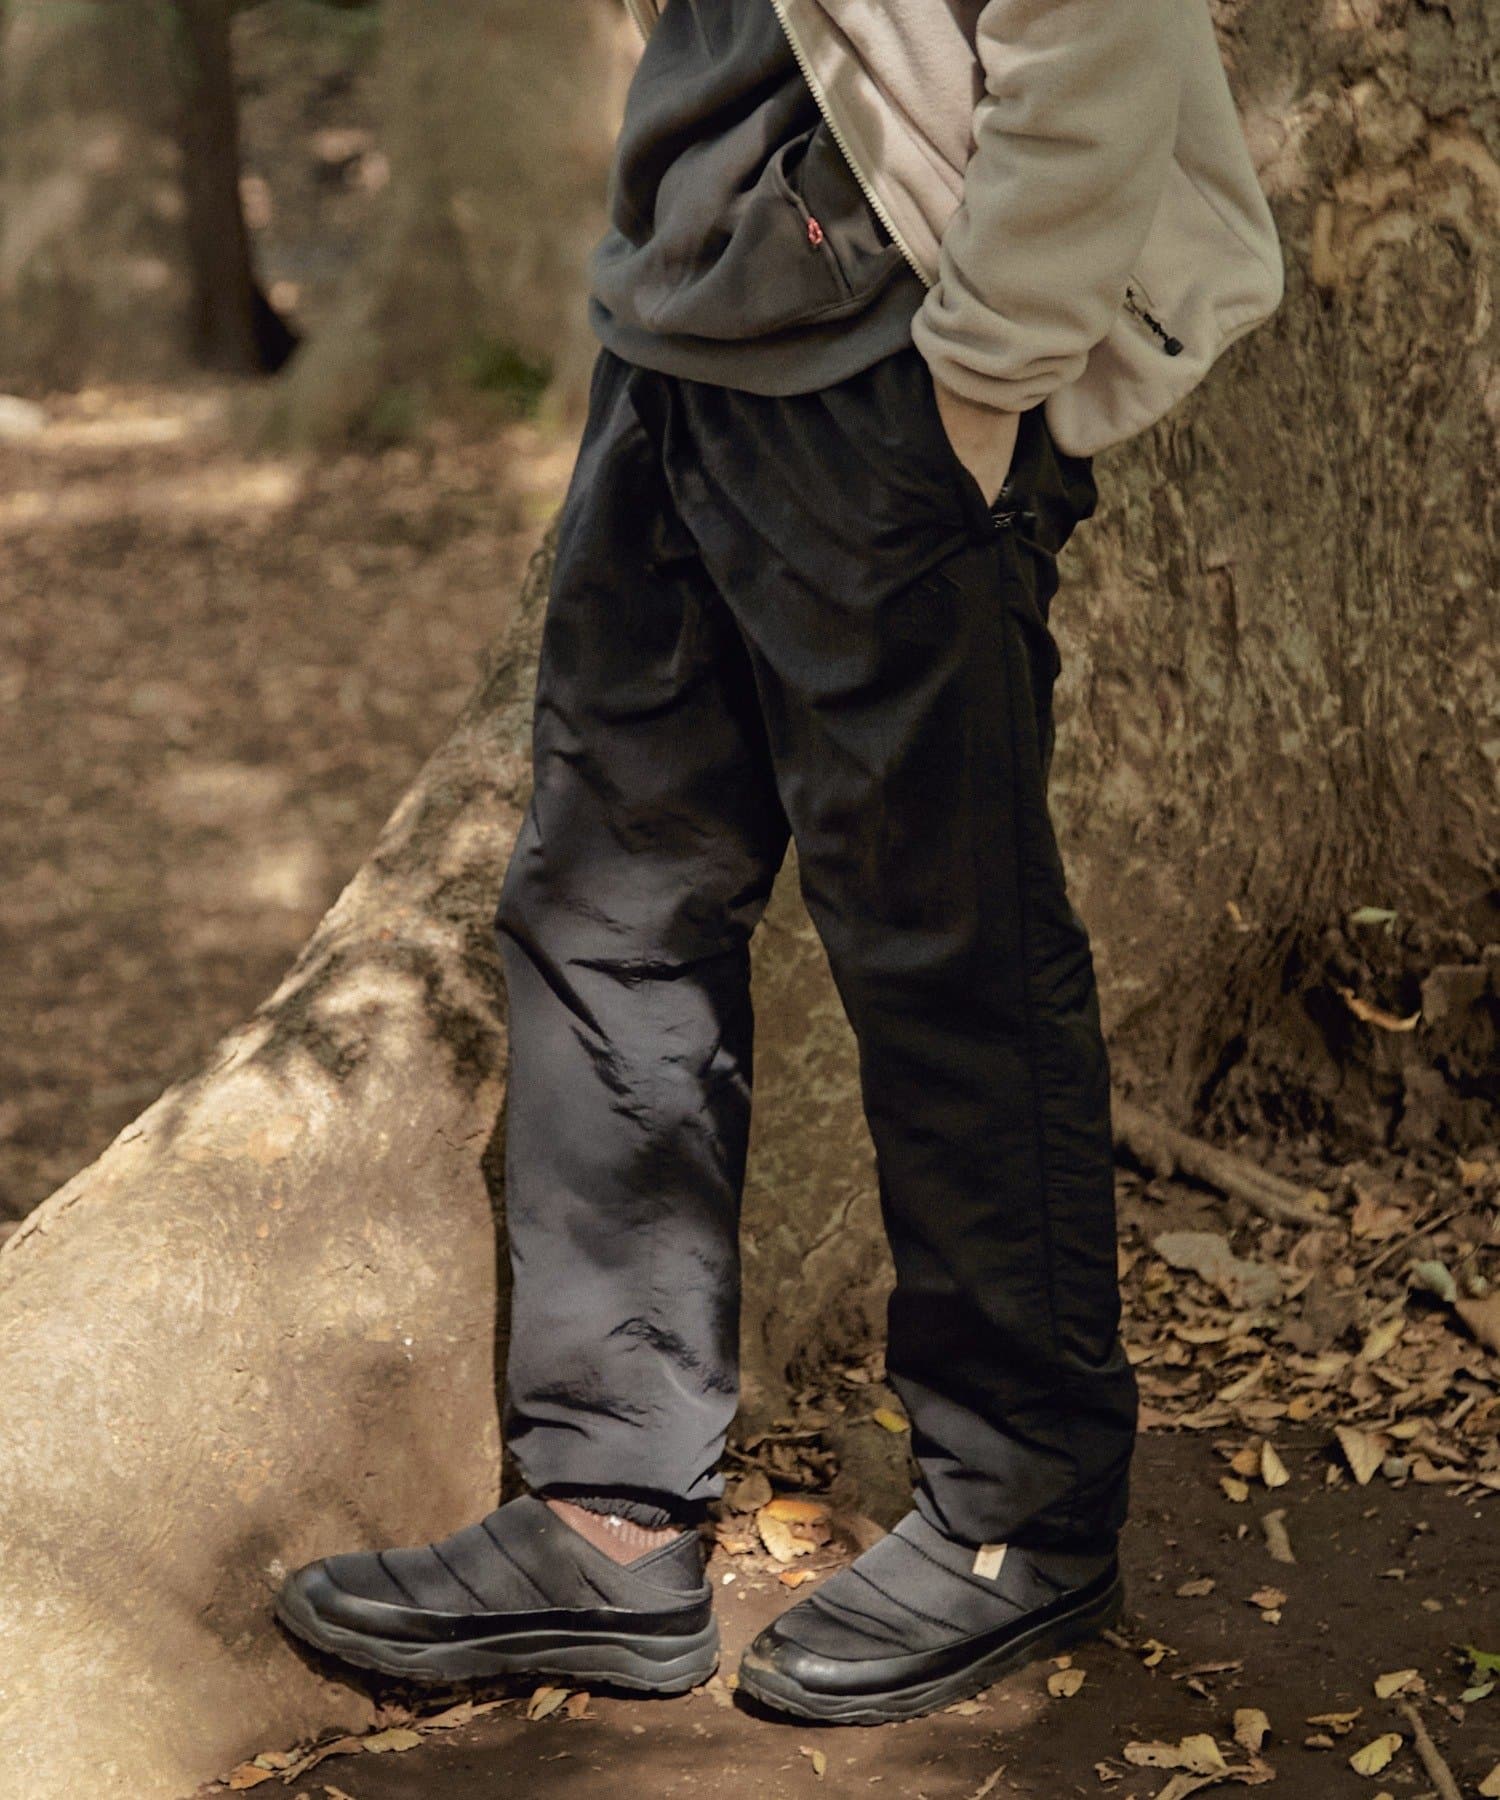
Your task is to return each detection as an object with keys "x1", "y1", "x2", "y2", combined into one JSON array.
[
  {"x1": 207, "y1": 1433, "x2": 1498, "y2": 1800},
  {"x1": 200, "y1": 1171, "x2": 1499, "y2": 1800},
  {"x1": 3, "y1": 391, "x2": 1496, "y2": 1799}
]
